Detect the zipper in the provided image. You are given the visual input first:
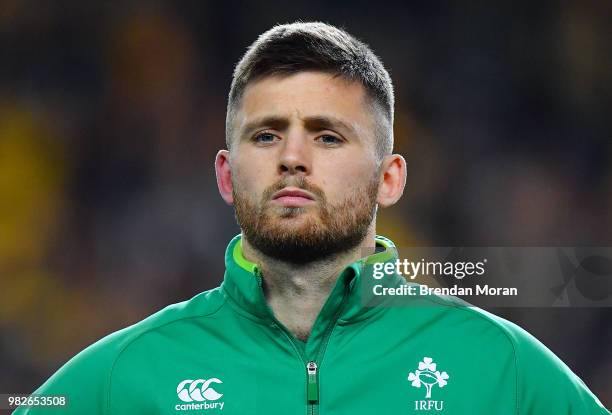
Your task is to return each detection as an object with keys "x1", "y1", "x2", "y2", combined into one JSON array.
[
  {"x1": 307, "y1": 361, "x2": 318, "y2": 402},
  {"x1": 254, "y1": 266, "x2": 350, "y2": 415},
  {"x1": 308, "y1": 286, "x2": 350, "y2": 415}
]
